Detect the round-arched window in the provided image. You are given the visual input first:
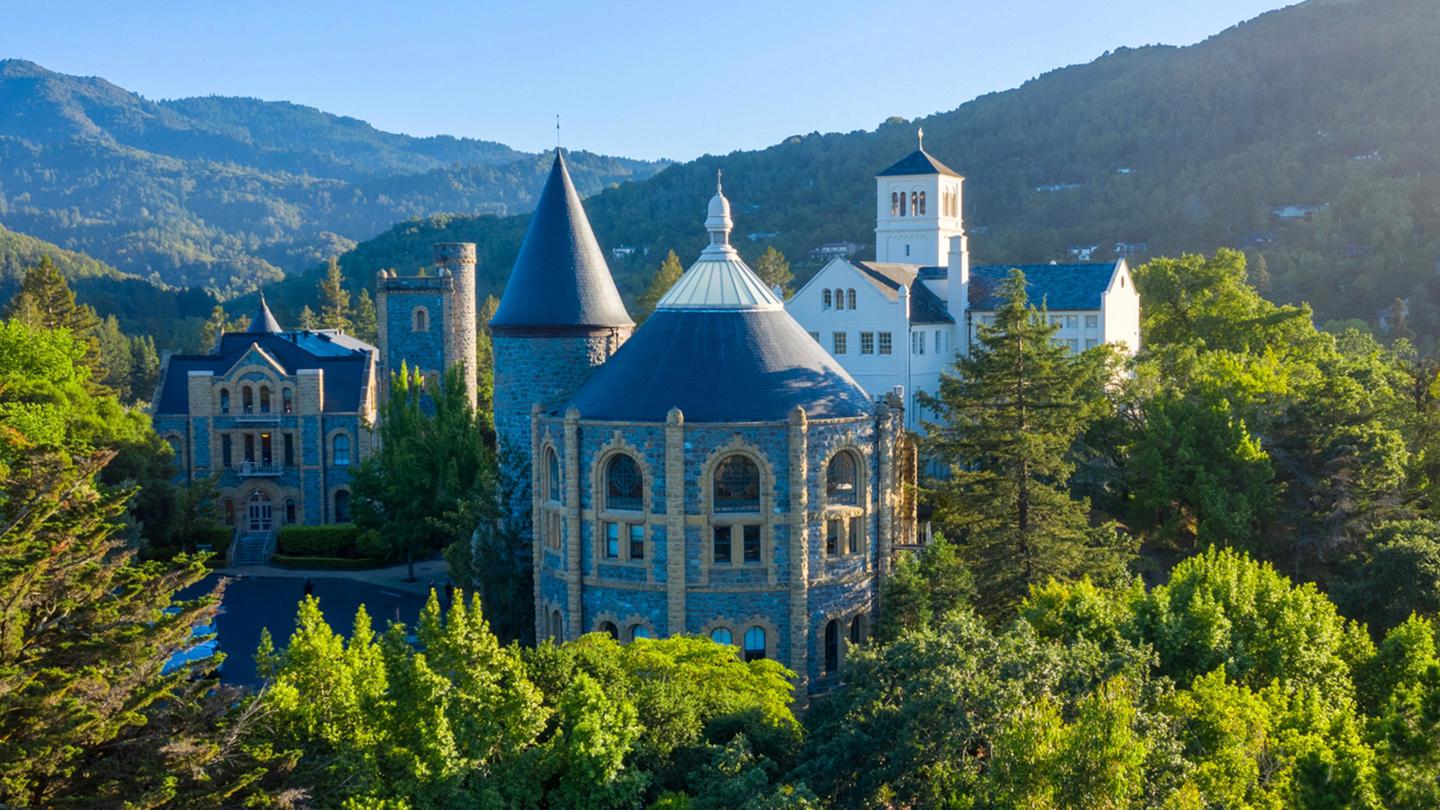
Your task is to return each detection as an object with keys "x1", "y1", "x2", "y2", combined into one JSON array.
[
  {"x1": 891, "y1": 191, "x2": 900, "y2": 216},
  {"x1": 630, "y1": 624, "x2": 650, "y2": 641},
  {"x1": 918, "y1": 190, "x2": 926, "y2": 216},
  {"x1": 259, "y1": 385, "x2": 271, "y2": 413},
  {"x1": 834, "y1": 288, "x2": 845, "y2": 310},
  {"x1": 219, "y1": 389, "x2": 231, "y2": 414},
  {"x1": 242, "y1": 386, "x2": 254, "y2": 414},
  {"x1": 551, "y1": 610, "x2": 563, "y2": 642},
  {"x1": 713, "y1": 456, "x2": 760, "y2": 513},
  {"x1": 600, "y1": 621, "x2": 619, "y2": 640},
  {"x1": 412, "y1": 307, "x2": 429, "y2": 332},
  {"x1": 827, "y1": 452, "x2": 858, "y2": 505},
  {"x1": 546, "y1": 448, "x2": 561, "y2": 502},
  {"x1": 710, "y1": 627, "x2": 733, "y2": 646},
  {"x1": 823, "y1": 289, "x2": 832, "y2": 310},
  {"x1": 847, "y1": 289, "x2": 856, "y2": 310},
  {"x1": 743, "y1": 626, "x2": 766, "y2": 661},
  {"x1": 850, "y1": 613, "x2": 866, "y2": 646},
  {"x1": 825, "y1": 619, "x2": 840, "y2": 674},
  {"x1": 282, "y1": 388, "x2": 293, "y2": 414},
  {"x1": 605, "y1": 454, "x2": 642, "y2": 511},
  {"x1": 333, "y1": 434, "x2": 351, "y2": 466}
]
